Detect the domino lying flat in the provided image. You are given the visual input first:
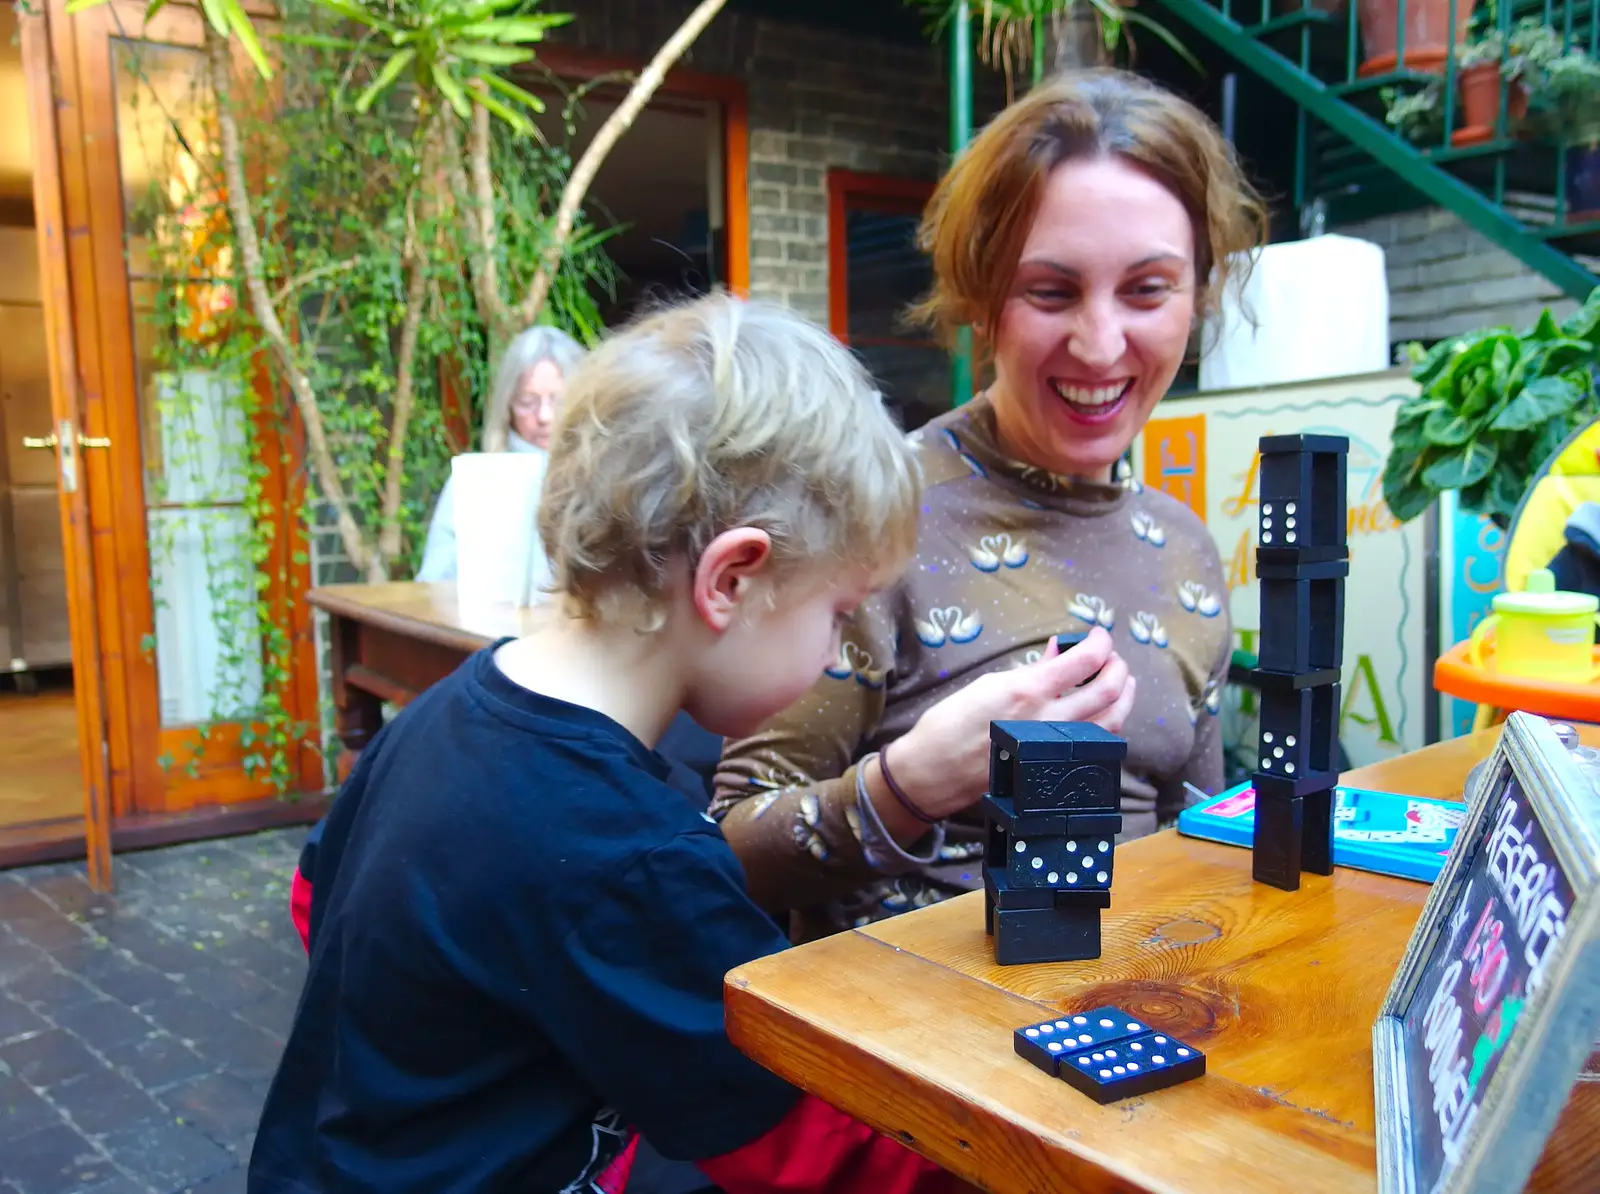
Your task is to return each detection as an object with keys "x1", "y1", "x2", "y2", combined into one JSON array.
[{"x1": 1013, "y1": 1005, "x2": 1206, "y2": 1104}]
